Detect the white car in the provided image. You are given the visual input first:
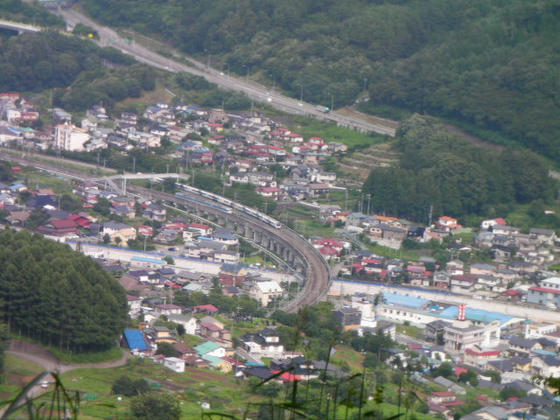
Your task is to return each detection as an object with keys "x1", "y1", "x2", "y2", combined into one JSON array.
[{"x1": 41, "y1": 381, "x2": 49, "y2": 389}]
